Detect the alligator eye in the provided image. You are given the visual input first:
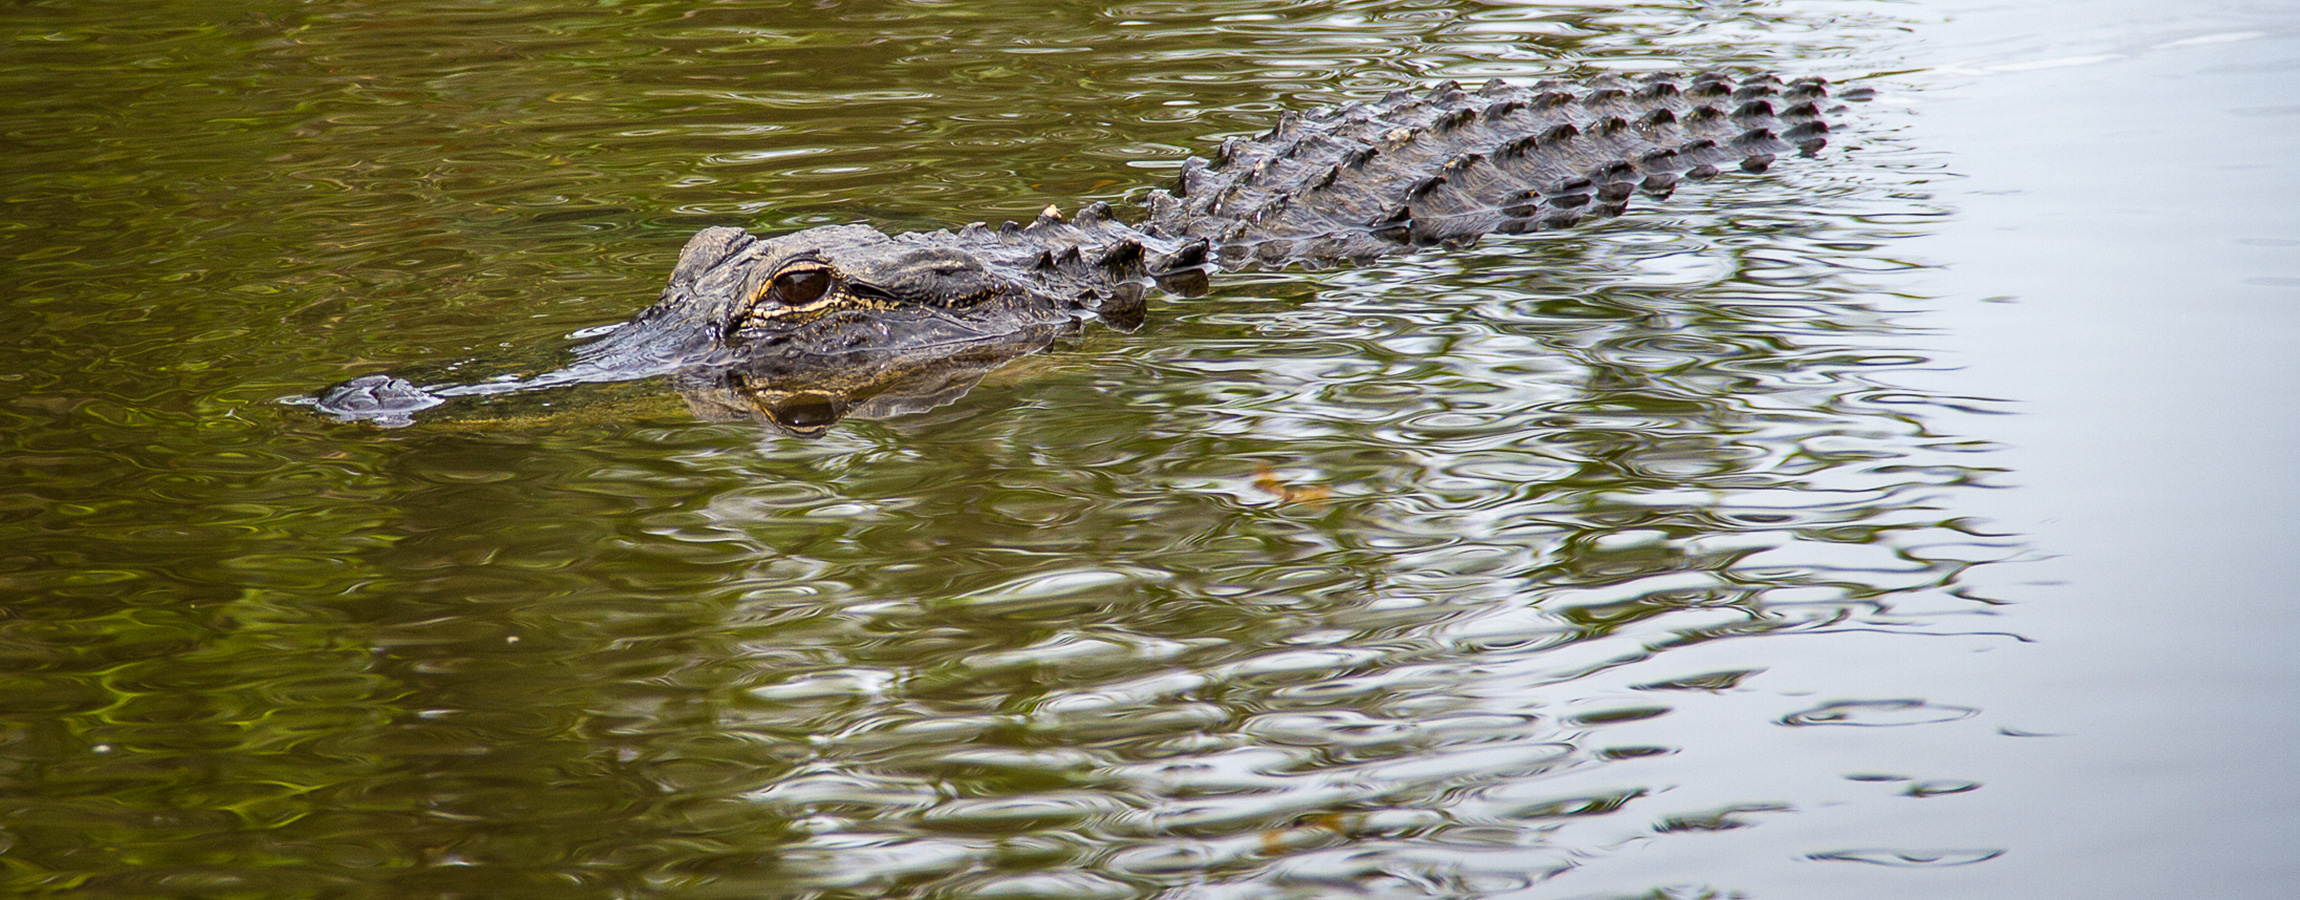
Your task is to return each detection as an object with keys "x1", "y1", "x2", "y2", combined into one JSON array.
[{"x1": 772, "y1": 269, "x2": 831, "y2": 307}]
